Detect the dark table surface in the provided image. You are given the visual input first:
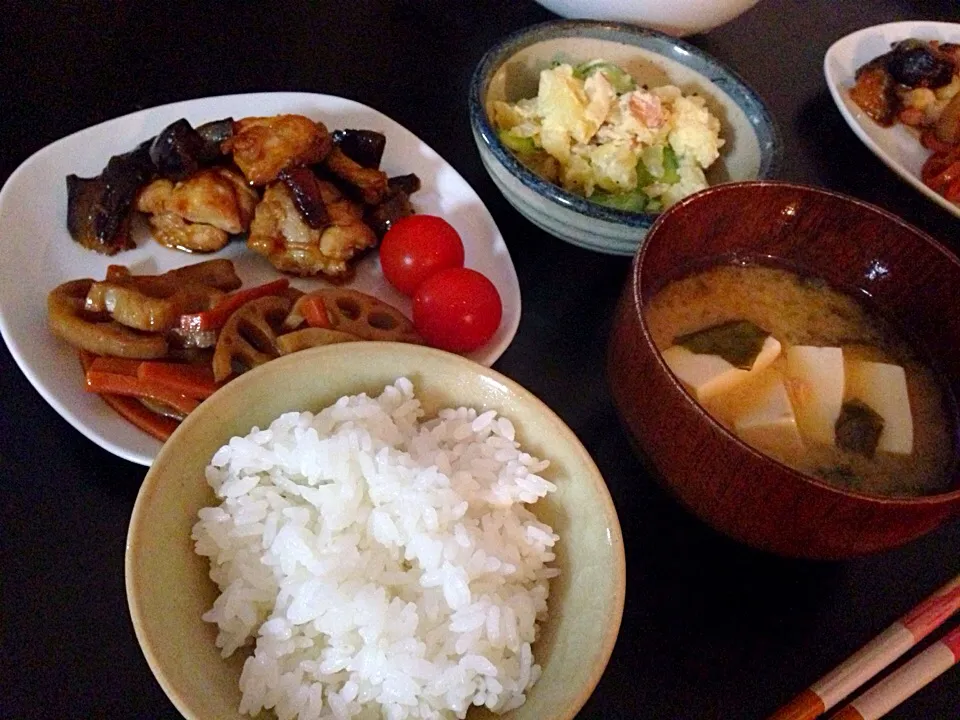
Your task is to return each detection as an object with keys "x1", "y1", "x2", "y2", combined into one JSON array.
[{"x1": 2, "y1": 1, "x2": 958, "y2": 718}]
